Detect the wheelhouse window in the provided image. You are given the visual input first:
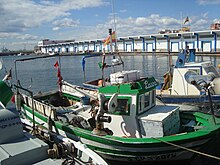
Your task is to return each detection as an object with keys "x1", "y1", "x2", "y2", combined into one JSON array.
[
  {"x1": 107, "y1": 97, "x2": 130, "y2": 115},
  {"x1": 138, "y1": 91, "x2": 155, "y2": 114},
  {"x1": 115, "y1": 99, "x2": 129, "y2": 115}
]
